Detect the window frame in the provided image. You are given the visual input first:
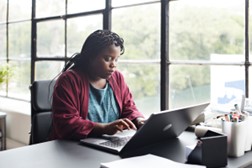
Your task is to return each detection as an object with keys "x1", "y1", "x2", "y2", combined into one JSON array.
[{"x1": 0, "y1": 0, "x2": 250, "y2": 111}]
